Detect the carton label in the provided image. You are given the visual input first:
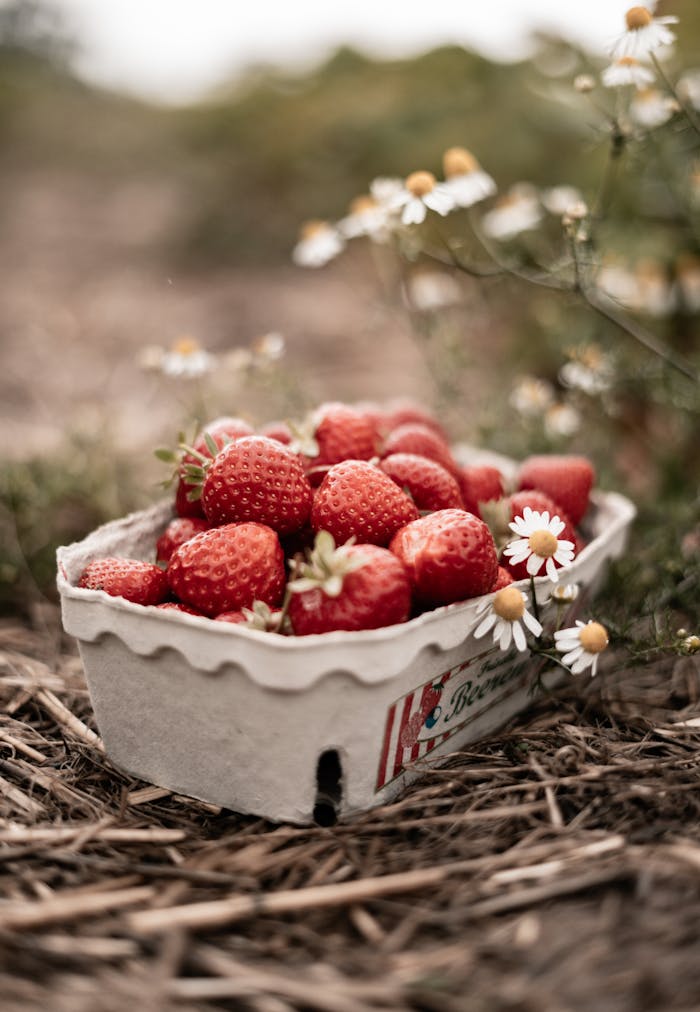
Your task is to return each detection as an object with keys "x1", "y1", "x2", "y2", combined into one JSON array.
[{"x1": 375, "y1": 647, "x2": 534, "y2": 790}]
